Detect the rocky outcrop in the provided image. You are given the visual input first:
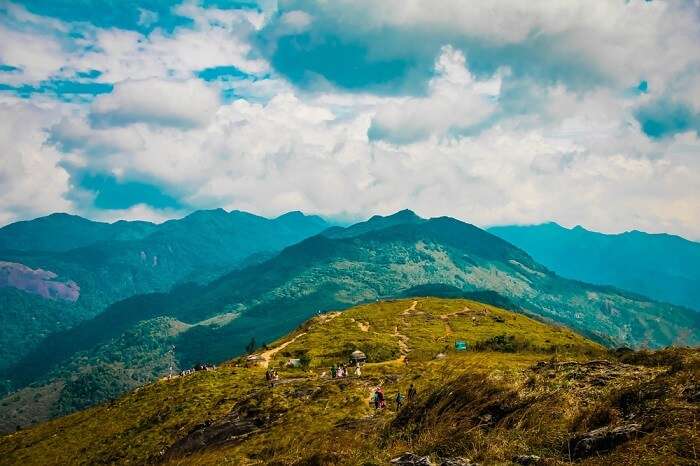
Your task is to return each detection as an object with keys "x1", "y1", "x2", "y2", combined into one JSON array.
[
  {"x1": 163, "y1": 394, "x2": 285, "y2": 460},
  {"x1": 0, "y1": 261, "x2": 79, "y2": 301},
  {"x1": 569, "y1": 423, "x2": 643, "y2": 458}
]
